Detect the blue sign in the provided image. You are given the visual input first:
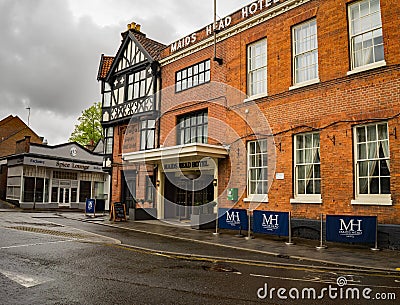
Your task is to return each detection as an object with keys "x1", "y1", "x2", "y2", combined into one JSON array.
[
  {"x1": 253, "y1": 211, "x2": 289, "y2": 236},
  {"x1": 326, "y1": 215, "x2": 377, "y2": 243},
  {"x1": 85, "y1": 199, "x2": 96, "y2": 214},
  {"x1": 218, "y1": 208, "x2": 248, "y2": 231}
]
